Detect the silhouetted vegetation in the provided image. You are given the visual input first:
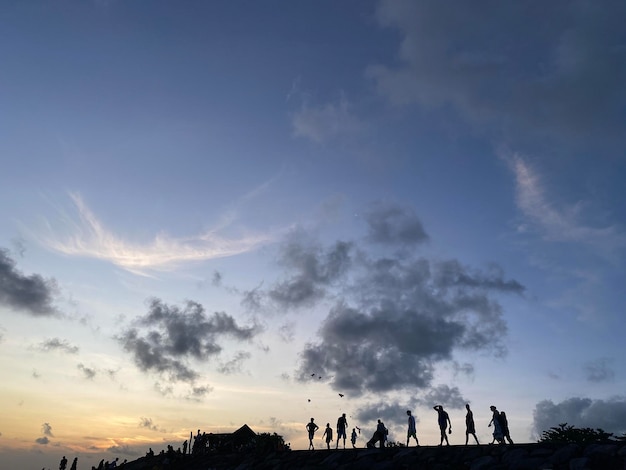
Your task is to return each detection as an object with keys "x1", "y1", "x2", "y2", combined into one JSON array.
[
  {"x1": 538, "y1": 423, "x2": 614, "y2": 444},
  {"x1": 253, "y1": 432, "x2": 289, "y2": 455},
  {"x1": 385, "y1": 441, "x2": 406, "y2": 448}
]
